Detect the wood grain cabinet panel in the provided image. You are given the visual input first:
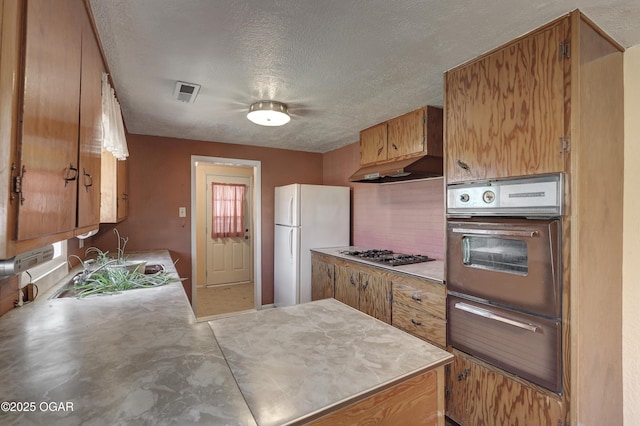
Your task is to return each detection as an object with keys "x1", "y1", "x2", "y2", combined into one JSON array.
[
  {"x1": 311, "y1": 257, "x2": 334, "y2": 301},
  {"x1": 77, "y1": 10, "x2": 105, "y2": 230},
  {"x1": 360, "y1": 123, "x2": 388, "y2": 165},
  {"x1": 445, "y1": 19, "x2": 567, "y2": 183},
  {"x1": 309, "y1": 369, "x2": 441, "y2": 426},
  {"x1": 359, "y1": 271, "x2": 391, "y2": 324},
  {"x1": 387, "y1": 108, "x2": 425, "y2": 159},
  {"x1": 335, "y1": 264, "x2": 359, "y2": 310},
  {"x1": 391, "y1": 276, "x2": 446, "y2": 348},
  {"x1": 0, "y1": 0, "x2": 109, "y2": 256},
  {"x1": 358, "y1": 106, "x2": 443, "y2": 166},
  {"x1": 392, "y1": 303, "x2": 446, "y2": 348},
  {"x1": 446, "y1": 351, "x2": 564, "y2": 426},
  {"x1": 18, "y1": 0, "x2": 83, "y2": 239},
  {"x1": 311, "y1": 253, "x2": 393, "y2": 325},
  {"x1": 393, "y1": 281, "x2": 446, "y2": 319}
]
